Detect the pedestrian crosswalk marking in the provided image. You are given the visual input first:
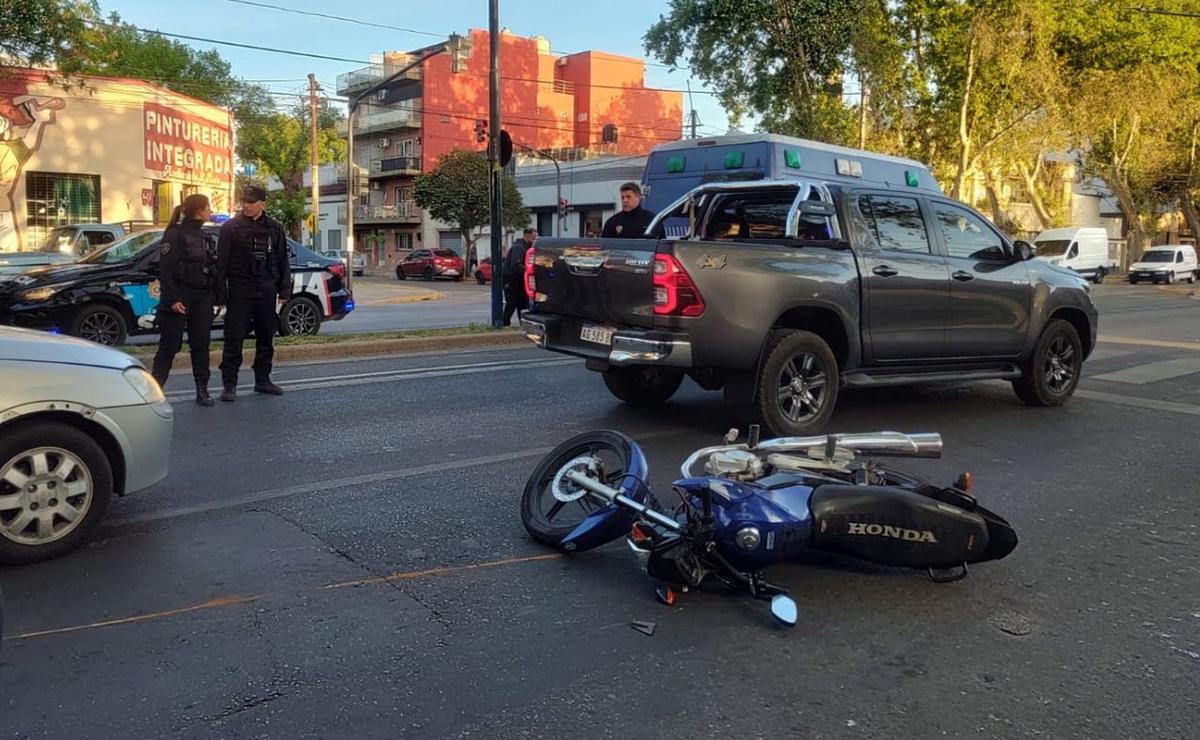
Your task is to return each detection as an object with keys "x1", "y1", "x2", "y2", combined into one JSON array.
[{"x1": 1091, "y1": 357, "x2": 1200, "y2": 385}]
